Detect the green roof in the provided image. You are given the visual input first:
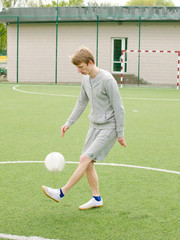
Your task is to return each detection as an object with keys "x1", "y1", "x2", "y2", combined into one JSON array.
[{"x1": 1, "y1": 6, "x2": 180, "y2": 23}]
